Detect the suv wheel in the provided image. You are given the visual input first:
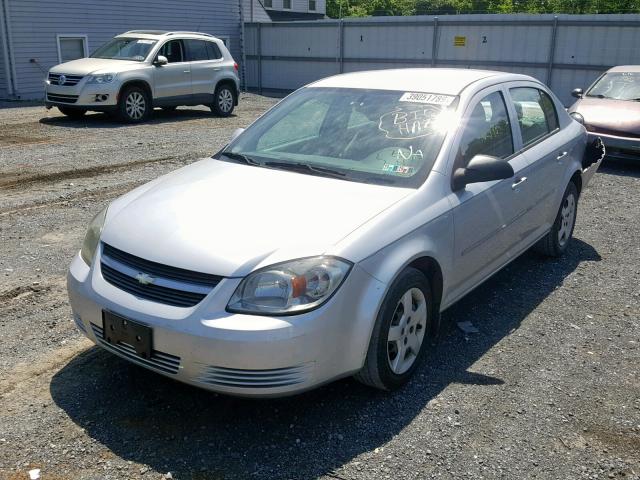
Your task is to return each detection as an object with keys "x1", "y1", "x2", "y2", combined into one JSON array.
[
  {"x1": 58, "y1": 106, "x2": 86, "y2": 118},
  {"x1": 211, "y1": 84, "x2": 235, "y2": 117},
  {"x1": 118, "y1": 86, "x2": 150, "y2": 123}
]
